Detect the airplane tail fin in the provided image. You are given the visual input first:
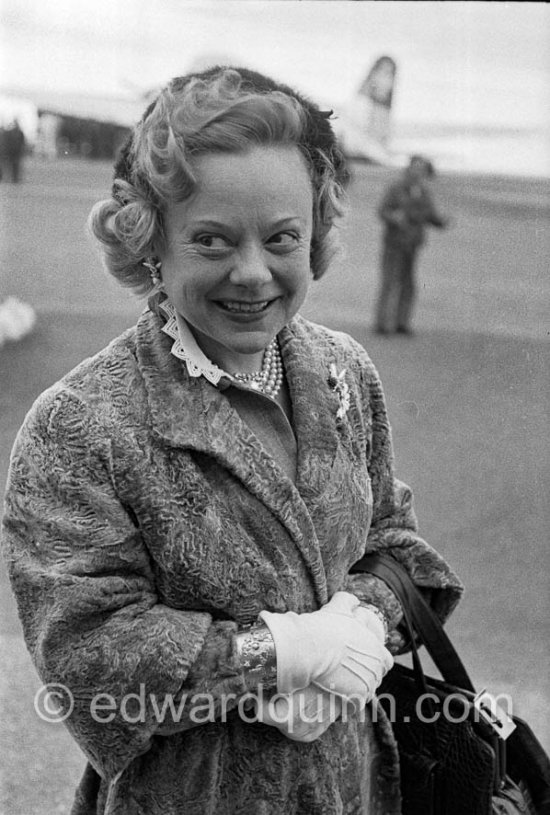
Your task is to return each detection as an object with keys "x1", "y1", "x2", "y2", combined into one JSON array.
[{"x1": 357, "y1": 55, "x2": 397, "y2": 149}]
